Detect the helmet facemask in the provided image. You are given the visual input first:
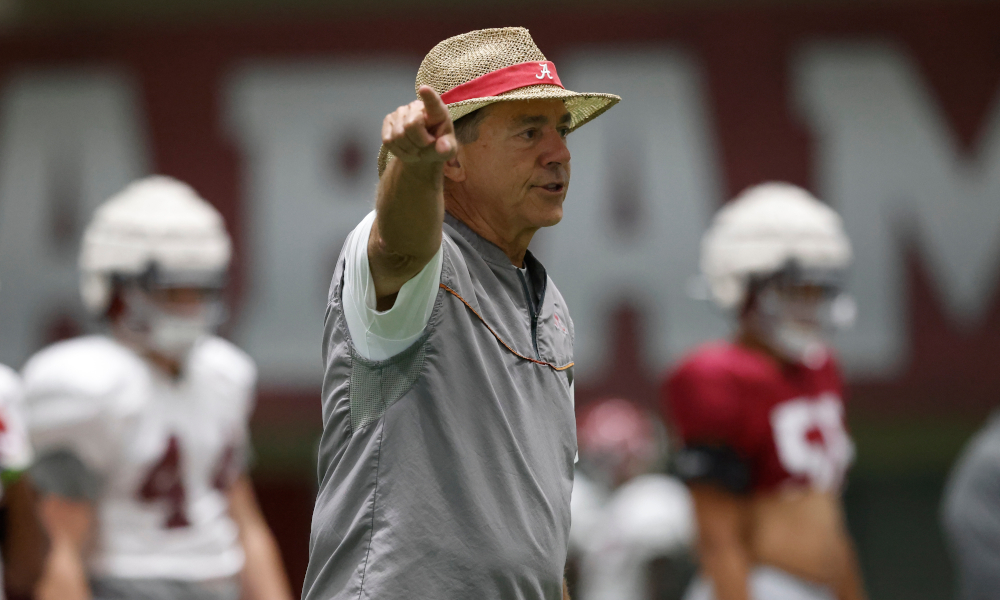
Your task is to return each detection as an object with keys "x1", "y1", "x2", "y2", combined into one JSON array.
[
  {"x1": 112, "y1": 264, "x2": 227, "y2": 362},
  {"x1": 746, "y1": 264, "x2": 856, "y2": 368}
]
